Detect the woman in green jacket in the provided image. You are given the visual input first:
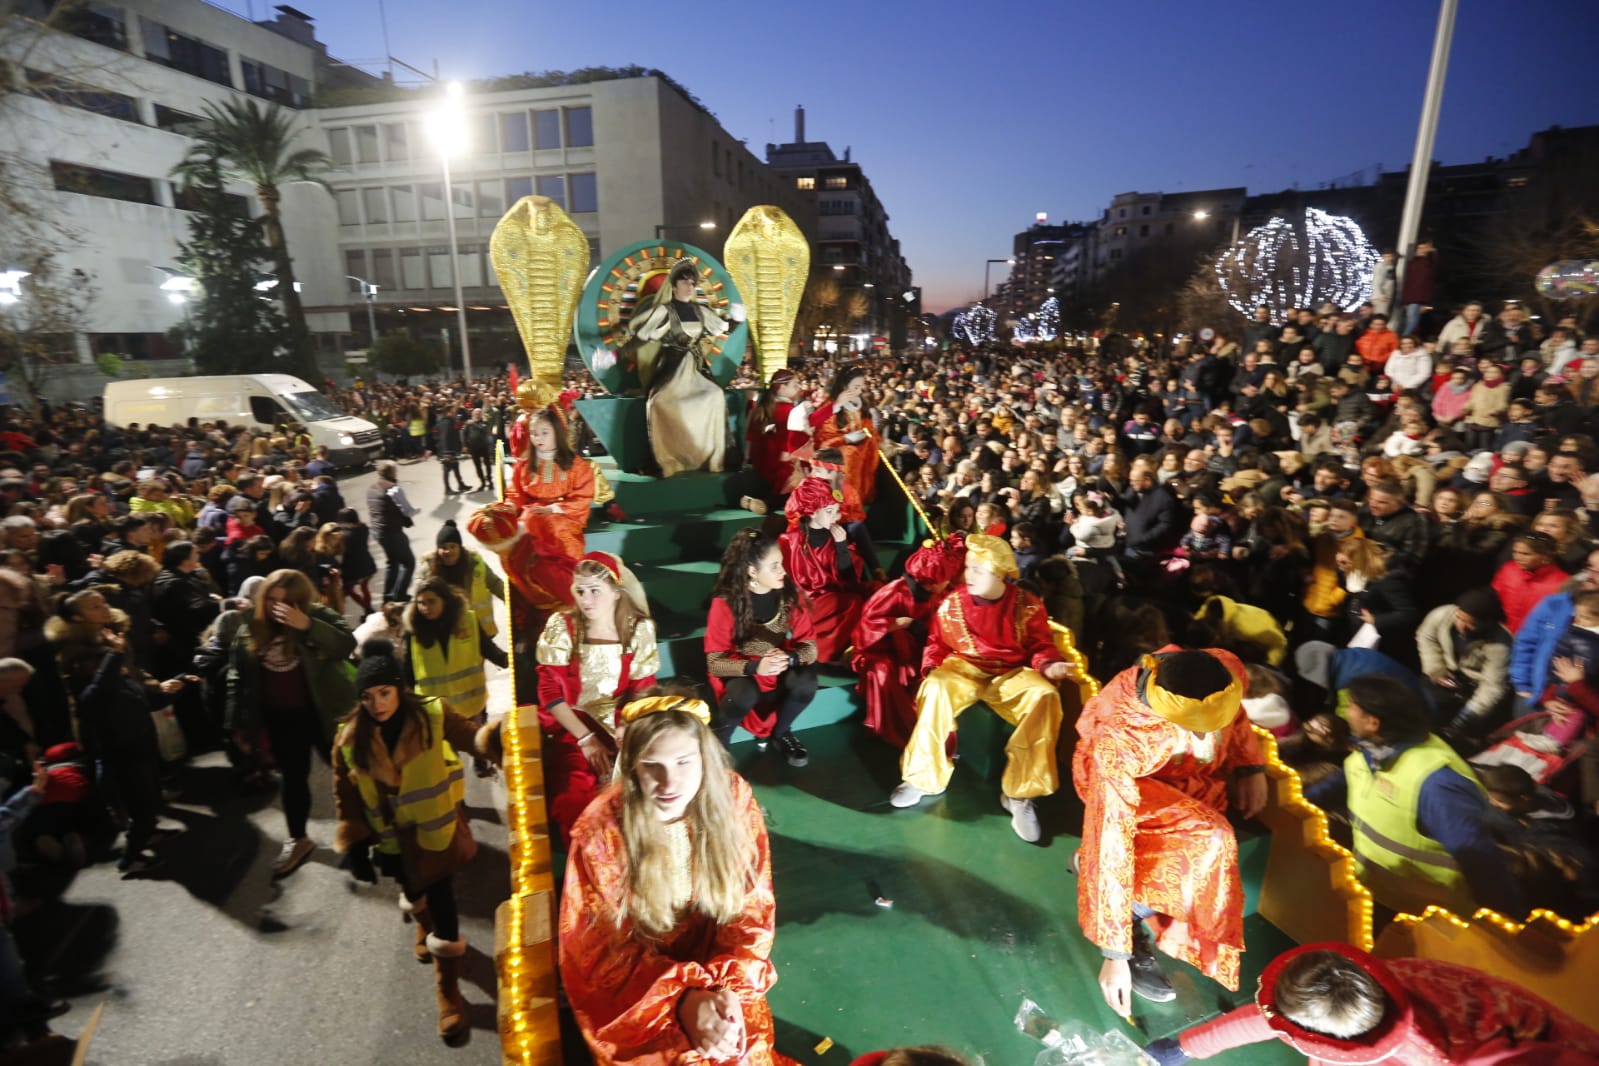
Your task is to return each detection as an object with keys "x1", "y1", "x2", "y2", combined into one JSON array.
[{"x1": 226, "y1": 568, "x2": 356, "y2": 877}]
